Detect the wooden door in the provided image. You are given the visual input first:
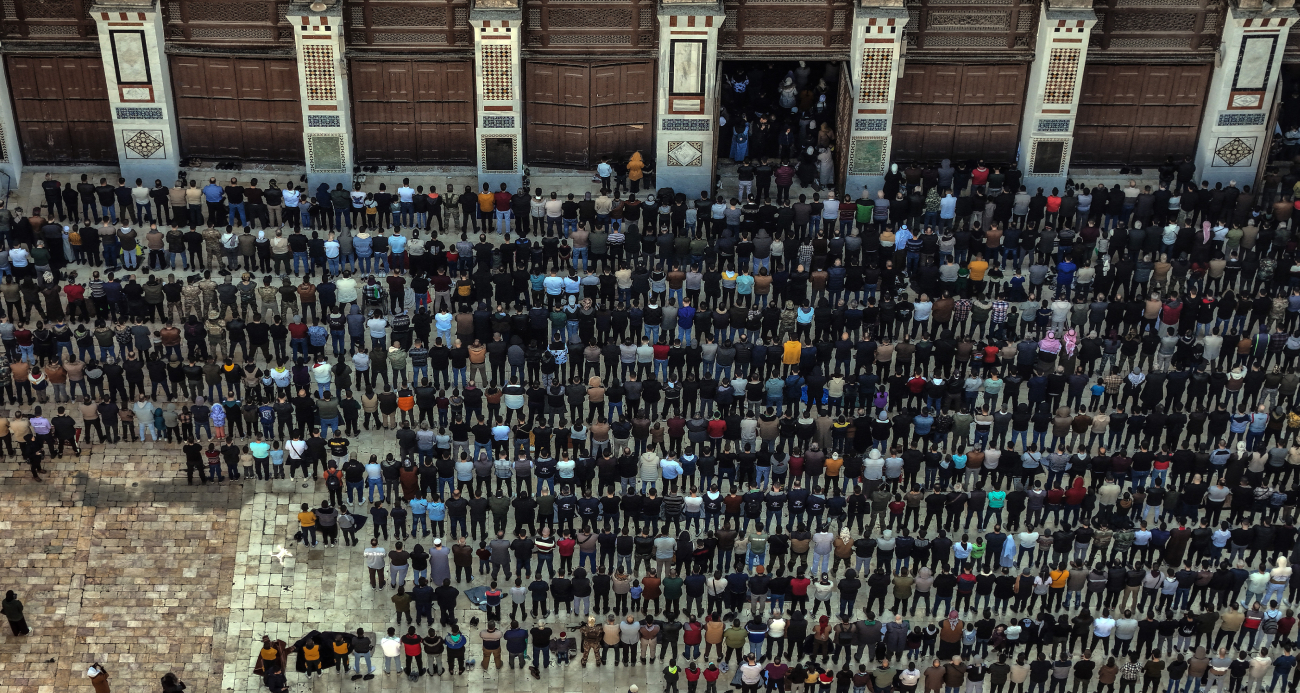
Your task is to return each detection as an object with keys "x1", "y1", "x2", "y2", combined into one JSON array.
[
  {"x1": 351, "y1": 59, "x2": 474, "y2": 165},
  {"x1": 7, "y1": 55, "x2": 115, "y2": 164},
  {"x1": 889, "y1": 63, "x2": 1025, "y2": 163},
  {"x1": 1072, "y1": 63, "x2": 1212, "y2": 165},
  {"x1": 170, "y1": 56, "x2": 303, "y2": 162},
  {"x1": 526, "y1": 60, "x2": 654, "y2": 168},
  {"x1": 526, "y1": 61, "x2": 590, "y2": 166}
]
